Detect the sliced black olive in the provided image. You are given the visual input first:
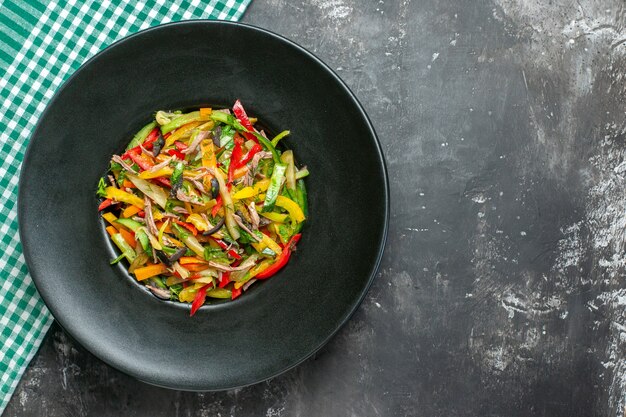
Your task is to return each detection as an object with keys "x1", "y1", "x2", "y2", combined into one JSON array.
[
  {"x1": 203, "y1": 217, "x2": 225, "y2": 235},
  {"x1": 212, "y1": 126, "x2": 222, "y2": 147},
  {"x1": 156, "y1": 247, "x2": 186, "y2": 266},
  {"x1": 156, "y1": 250, "x2": 172, "y2": 266},
  {"x1": 170, "y1": 180, "x2": 182, "y2": 199},
  {"x1": 168, "y1": 247, "x2": 187, "y2": 264},
  {"x1": 152, "y1": 132, "x2": 165, "y2": 157},
  {"x1": 210, "y1": 177, "x2": 219, "y2": 199}
]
